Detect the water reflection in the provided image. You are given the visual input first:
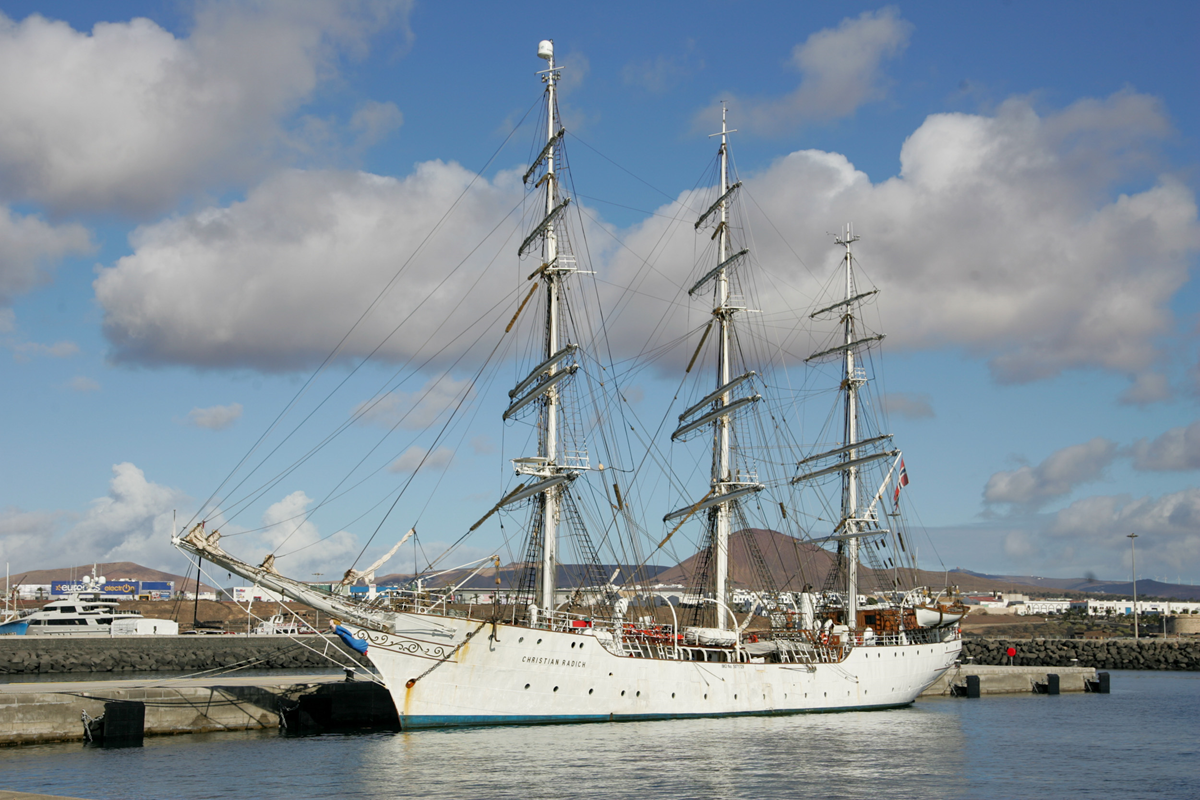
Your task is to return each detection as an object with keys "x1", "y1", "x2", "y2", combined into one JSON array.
[{"x1": 0, "y1": 672, "x2": 1195, "y2": 800}]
